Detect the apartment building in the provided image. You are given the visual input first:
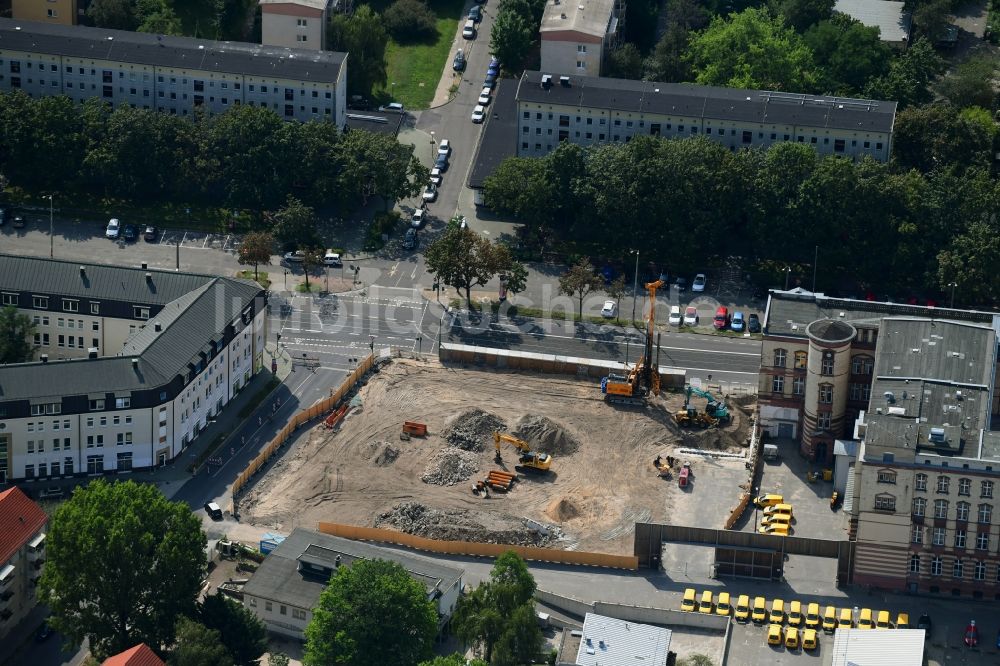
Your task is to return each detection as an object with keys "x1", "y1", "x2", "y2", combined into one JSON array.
[
  {"x1": 0, "y1": 487, "x2": 48, "y2": 644},
  {"x1": 243, "y1": 528, "x2": 464, "y2": 640},
  {"x1": 12, "y1": 0, "x2": 78, "y2": 26},
  {"x1": 260, "y1": 0, "x2": 331, "y2": 51},
  {"x1": 515, "y1": 71, "x2": 897, "y2": 161},
  {"x1": 0, "y1": 18, "x2": 347, "y2": 124},
  {"x1": 0, "y1": 255, "x2": 267, "y2": 485},
  {"x1": 758, "y1": 288, "x2": 1000, "y2": 465},
  {"x1": 539, "y1": 0, "x2": 619, "y2": 76},
  {"x1": 850, "y1": 318, "x2": 1000, "y2": 598}
]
